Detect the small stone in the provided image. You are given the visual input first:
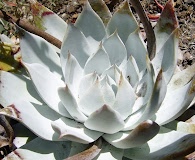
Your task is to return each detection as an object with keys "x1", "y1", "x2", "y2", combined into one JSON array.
[{"x1": 66, "y1": 5, "x2": 75, "y2": 13}]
